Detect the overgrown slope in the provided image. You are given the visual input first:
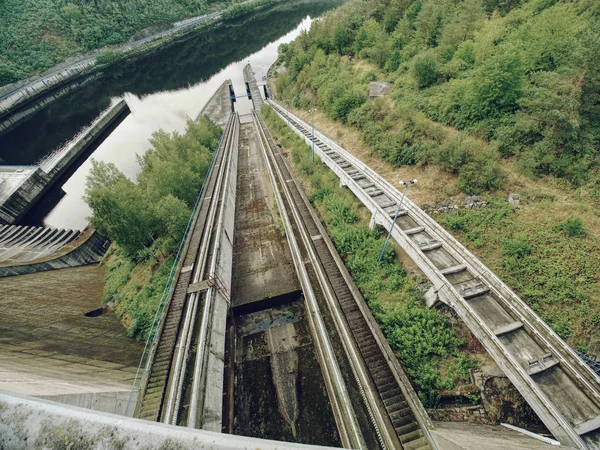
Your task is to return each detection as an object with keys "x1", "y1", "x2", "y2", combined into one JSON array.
[
  {"x1": 275, "y1": 0, "x2": 600, "y2": 191},
  {"x1": 86, "y1": 116, "x2": 222, "y2": 340},
  {"x1": 271, "y1": 0, "x2": 600, "y2": 351}
]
